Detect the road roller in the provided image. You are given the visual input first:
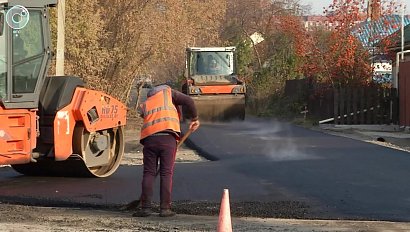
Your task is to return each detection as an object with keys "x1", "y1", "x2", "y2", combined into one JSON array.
[
  {"x1": 0, "y1": 0, "x2": 126, "y2": 177},
  {"x1": 182, "y1": 47, "x2": 246, "y2": 121}
]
